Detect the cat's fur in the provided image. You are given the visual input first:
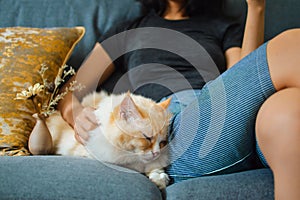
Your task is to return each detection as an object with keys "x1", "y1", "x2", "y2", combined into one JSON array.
[{"x1": 46, "y1": 91, "x2": 172, "y2": 189}]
